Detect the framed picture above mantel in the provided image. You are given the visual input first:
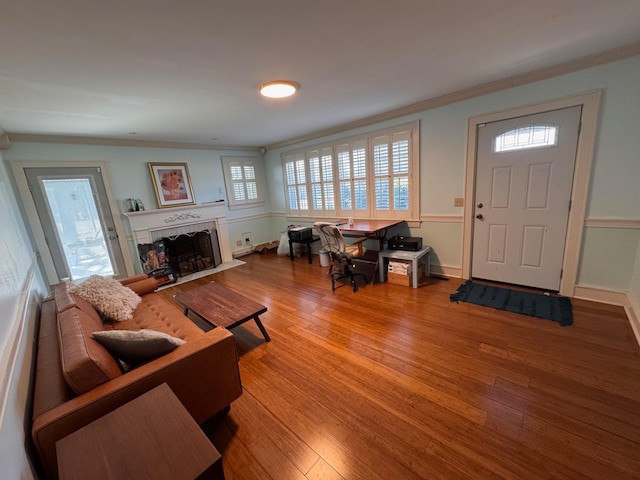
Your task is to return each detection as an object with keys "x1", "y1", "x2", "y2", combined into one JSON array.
[{"x1": 148, "y1": 162, "x2": 195, "y2": 208}]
